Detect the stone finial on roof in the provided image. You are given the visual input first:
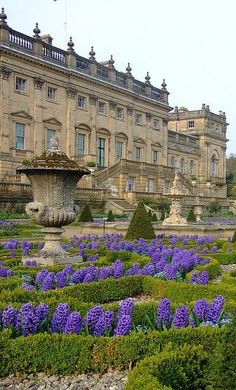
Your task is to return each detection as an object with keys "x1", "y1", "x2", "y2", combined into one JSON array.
[
  {"x1": 145, "y1": 72, "x2": 151, "y2": 85},
  {"x1": 161, "y1": 79, "x2": 167, "y2": 90},
  {"x1": 126, "y1": 62, "x2": 132, "y2": 75},
  {"x1": 0, "y1": 7, "x2": 7, "y2": 25},
  {"x1": 67, "y1": 37, "x2": 74, "y2": 53},
  {"x1": 108, "y1": 55, "x2": 115, "y2": 68},
  {"x1": 89, "y1": 46, "x2": 96, "y2": 61},
  {"x1": 33, "y1": 23, "x2": 41, "y2": 39}
]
